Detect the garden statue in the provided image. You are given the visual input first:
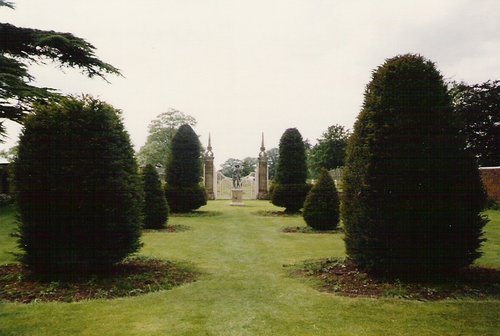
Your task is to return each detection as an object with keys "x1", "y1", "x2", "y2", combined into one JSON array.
[{"x1": 232, "y1": 164, "x2": 242, "y2": 188}]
